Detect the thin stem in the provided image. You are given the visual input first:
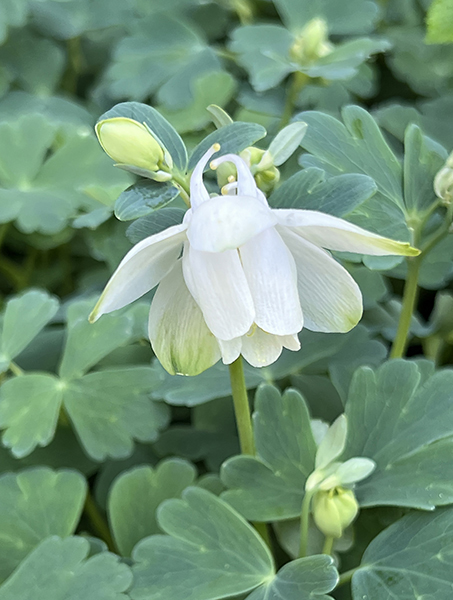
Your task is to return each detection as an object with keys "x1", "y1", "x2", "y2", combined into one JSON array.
[
  {"x1": 171, "y1": 172, "x2": 191, "y2": 207},
  {"x1": 389, "y1": 255, "x2": 422, "y2": 359},
  {"x1": 228, "y1": 357, "x2": 255, "y2": 455},
  {"x1": 84, "y1": 489, "x2": 116, "y2": 552},
  {"x1": 337, "y1": 567, "x2": 359, "y2": 587},
  {"x1": 298, "y1": 489, "x2": 314, "y2": 558},
  {"x1": 280, "y1": 71, "x2": 308, "y2": 128},
  {"x1": 322, "y1": 535, "x2": 334, "y2": 556},
  {"x1": 9, "y1": 362, "x2": 24, "y2": 376}
]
